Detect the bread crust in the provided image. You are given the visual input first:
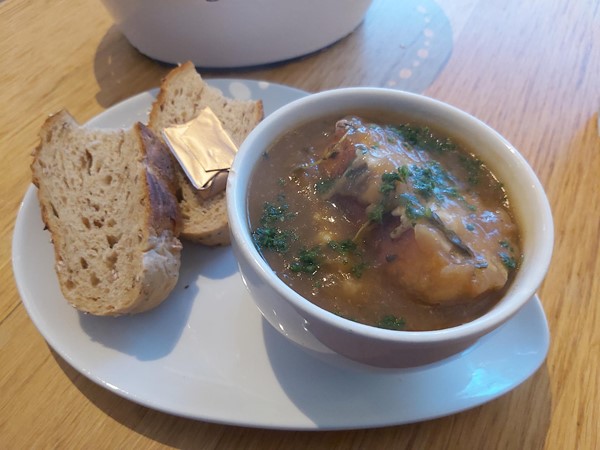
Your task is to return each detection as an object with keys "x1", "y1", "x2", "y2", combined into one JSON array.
[
  {"x1": 136, "y1": 122, "x2": 182, "y2": 237},
  {"x1": 148, "y1": 61, "x2": 264, "y2": 246},
  {"x1": 31, "y1": 110, "x2": 182, "y2": 316}
]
